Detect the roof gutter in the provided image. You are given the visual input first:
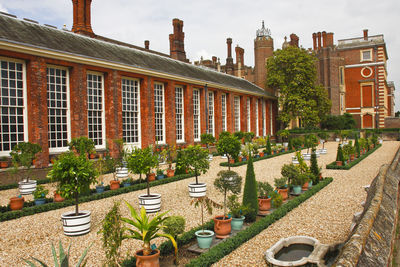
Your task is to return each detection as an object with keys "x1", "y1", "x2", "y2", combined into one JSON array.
[{"x1": 0, "y1": 39, "x2": 275, "y2": 99}]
